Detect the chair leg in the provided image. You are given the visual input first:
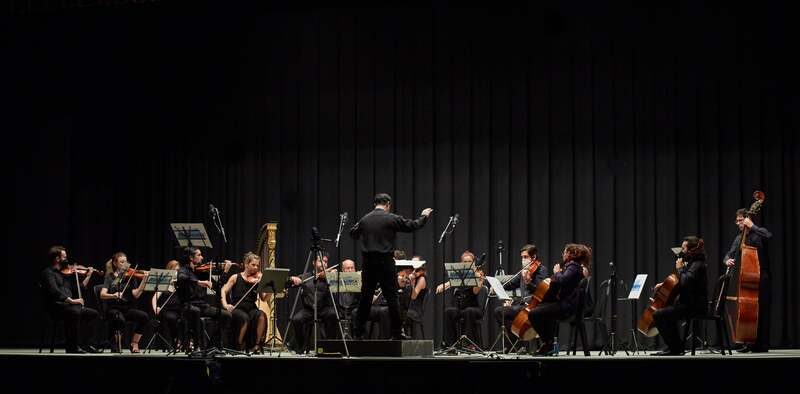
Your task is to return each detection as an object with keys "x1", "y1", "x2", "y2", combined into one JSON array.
[
  {"x1": 691, "y1": 320, "x2": 699, "y2": 356},
  {"x1": 50, "y1": 321, "x2": 57, "y2": 353},
  {"x1": 580, "y1": 323, "x2": 590, "y2": 357}
]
